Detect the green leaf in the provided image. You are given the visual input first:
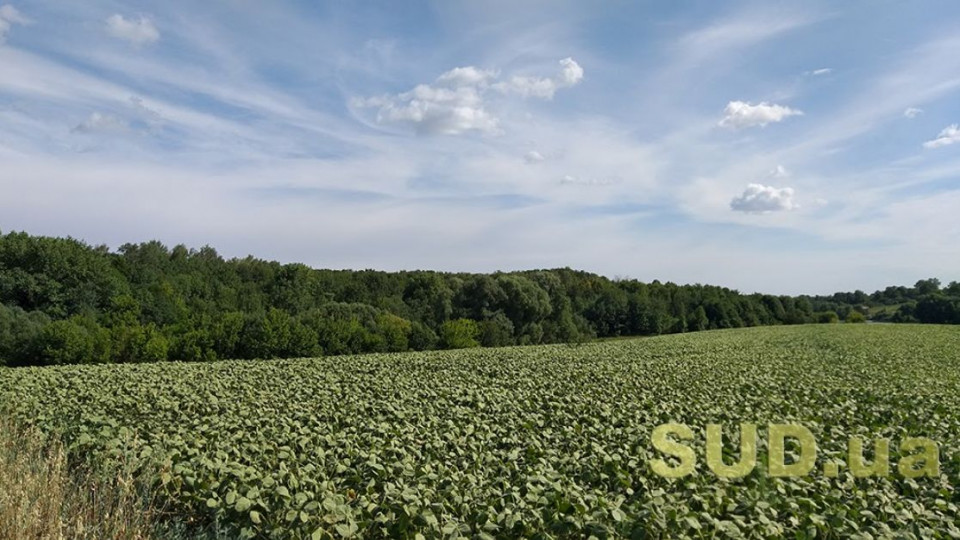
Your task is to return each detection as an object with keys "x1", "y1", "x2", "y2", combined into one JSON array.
[
  {"x1": 235, "y1": 497, "x2": 252, "y2": 512},
  {"x1": 335, "y1": 521, "x2": 358, "y2": 538}
]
